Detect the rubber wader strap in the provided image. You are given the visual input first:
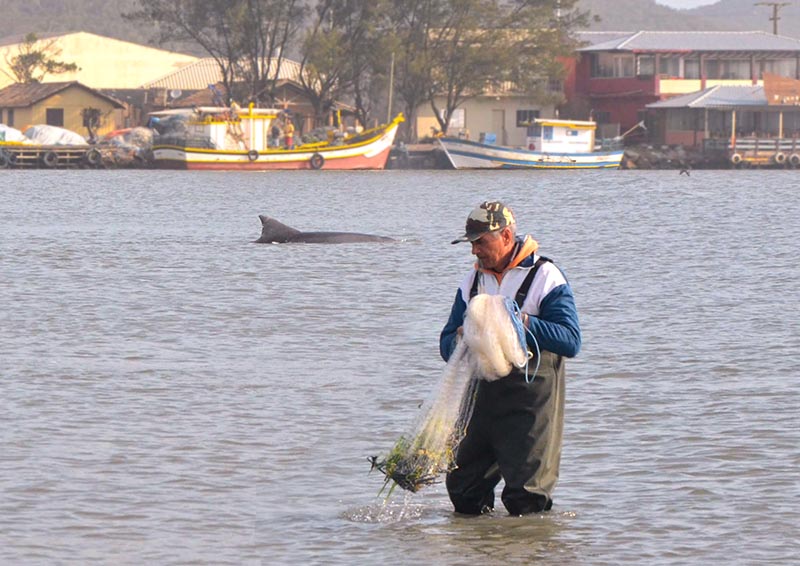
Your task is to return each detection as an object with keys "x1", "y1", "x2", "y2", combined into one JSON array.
[
  {"x1": 469, "y1": 269, "x2": 481, "y2": 299},
  {"x1": 514, "y1": 256, "x2": 551, "y2": 307},
  {"x1": 469, "y1": 256, "x2": 551, "y2": 302}
]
